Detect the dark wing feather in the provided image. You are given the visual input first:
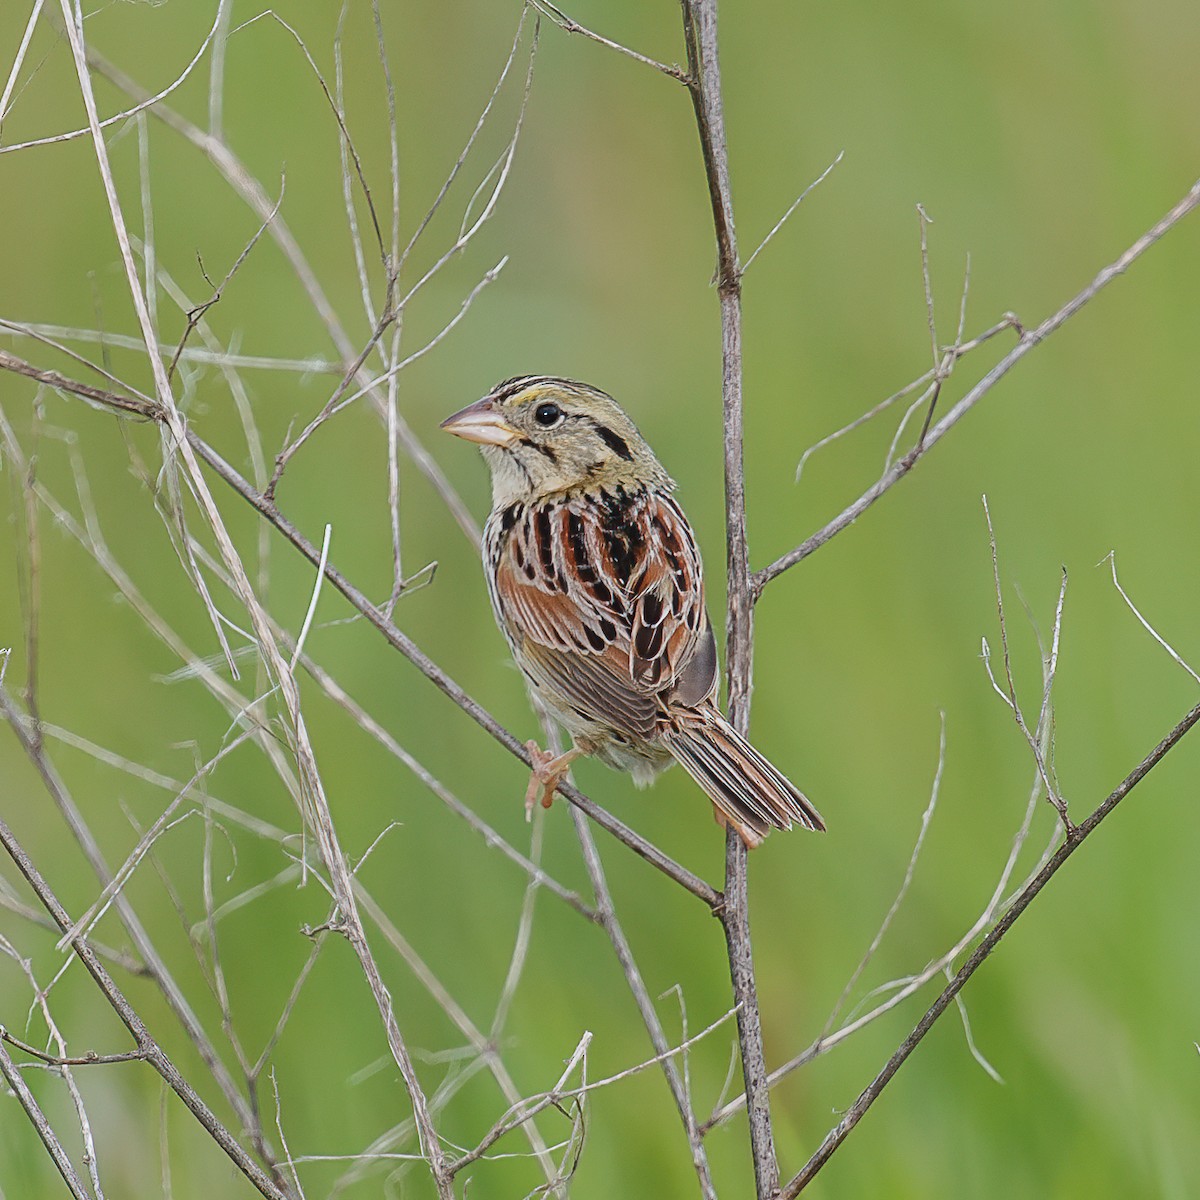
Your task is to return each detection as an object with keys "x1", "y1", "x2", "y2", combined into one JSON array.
[
  {"x1": 626, "y1": 492, "x2": 707, "y2": 692},
  {"x1": 520, "y1": 639, "x2": 659, "y2": 738},
  {"x1": 488, "y1": 489, "x2": 710, "y2": 733}
]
